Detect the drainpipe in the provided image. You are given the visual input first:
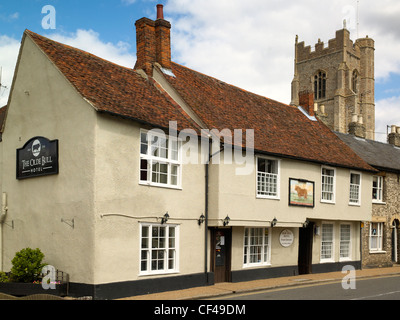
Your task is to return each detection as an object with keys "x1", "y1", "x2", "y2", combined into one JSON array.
[
  {"x1": 204, "y1": 137, "x2": 211, "y2": 284},
  {"x1": 204, "y1": 137, "x2": 224, "y2": 284},
  {"x1": 0, "y1": 193, "x2": 8, "y2": 271}
]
